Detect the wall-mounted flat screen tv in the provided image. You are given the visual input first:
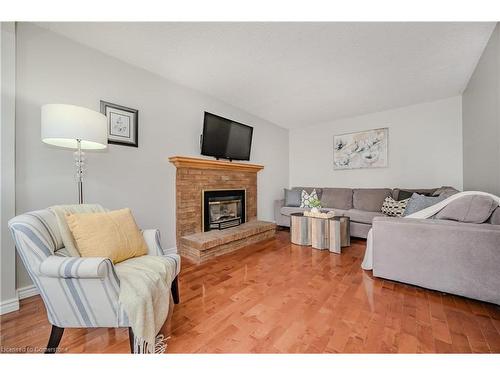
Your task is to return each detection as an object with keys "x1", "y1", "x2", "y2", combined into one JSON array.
[{"x1": 201, "y1": 112, "x2": 254, "y2": 161}]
